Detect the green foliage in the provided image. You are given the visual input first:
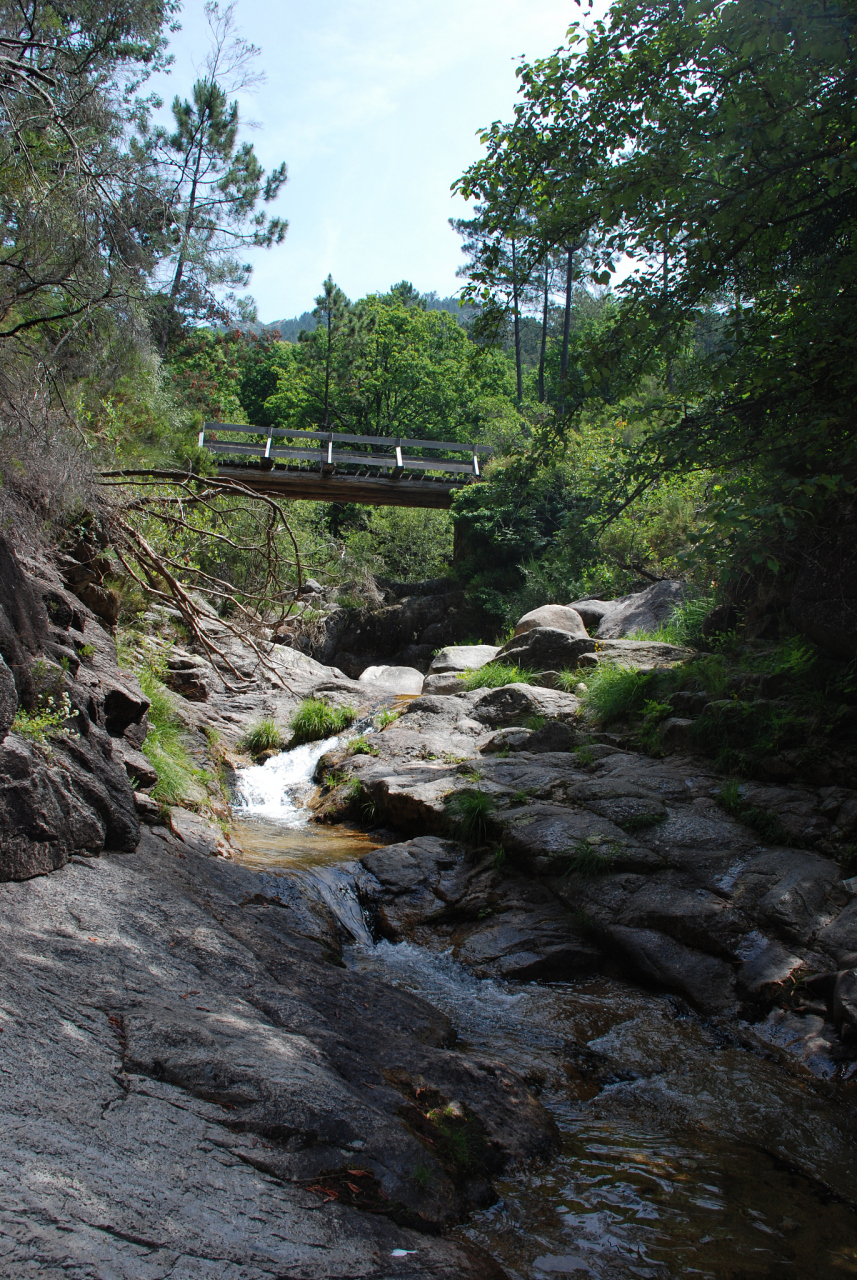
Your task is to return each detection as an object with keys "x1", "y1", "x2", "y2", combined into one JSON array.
[
  {"x1": 137, "y1": 666, "x2": 199, "y2": 806},
  {"x1": 563, "y1": 838, "x2": 617, "y2": 878},
  {"x1": 374, "y1": 708, "x2": 400, "y2": 730},
  {"x1": 631, "y1": 596, "x2": 714, "y2": 648},
  {"x1": 580, "y1": 666, "x2": 657, "y2": 724},
  {"x1": 241, "y1": 719, "x2": 284, "y2": 755},
  {"x1": 289, "y1": 699, "x2": 356, "y2": 745},
  {"x1": 556, "y1": 669, "x2": 587, "y2": 693},
  {"x1": 460, "y1": 661, "x2": 535, "y2": 690},
  {"x1": 342, "y1": 507, "x2": 454, "y2": 581},
  {"x1": 349, "y1": 735, "x2": 378, "y2": 756},
  {"x1": 12, "y1": 690, "x2": 78, "y2": 750},
  {"x1": 456, "y1": 0, "x2": 857, "y2": 567},
  {"x1": 444, "y1": 788, "x2": 494, "y2": 844},
  {"x1": 264, "y1": 285, "x2": 515, "y2": 444},
  {"x1": 141, "y1": 17, "x2": 287, "y2": 339},
  {"x1": 574, "y1": 744, "x2": 596, "y2": 767}
]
